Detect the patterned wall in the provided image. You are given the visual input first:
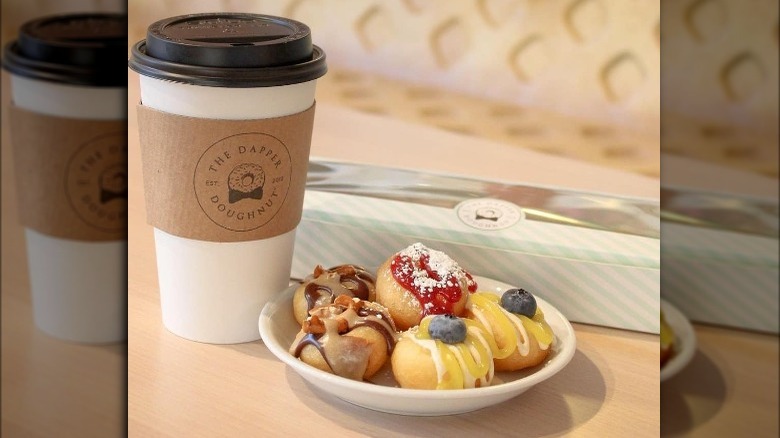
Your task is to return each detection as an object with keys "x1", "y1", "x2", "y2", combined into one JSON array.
[
  {"x1": 127, "y1": 0, "x2": 660, "y2": 135},
  {"x1": 126, "y1": 0, "x2": 663, "y2": 176},
  {"x1": 662, "y1": 0, "x2": 778, "y2": 177},
  {"x1": 3, "y1": 1, "x2": 777, "y2": 177}
]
